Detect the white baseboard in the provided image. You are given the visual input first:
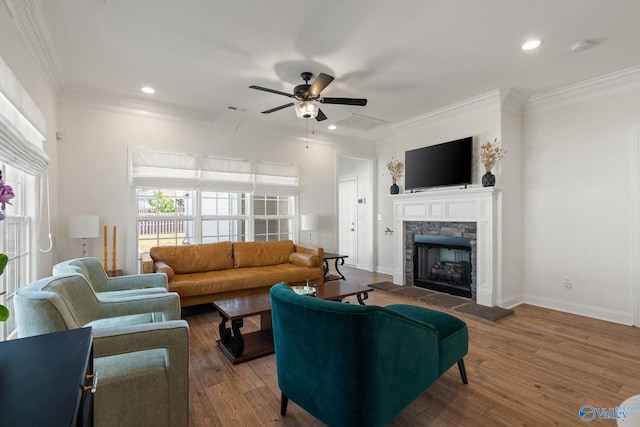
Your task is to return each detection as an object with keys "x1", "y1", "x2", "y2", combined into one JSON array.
[
  {"x1": 521, "y1": 294, "x2": 634, "y2": 326},
  {"x1": 375, "y1": 266, "x2": 395, "y2": 276},
  {"x1": 499, "y1": 295, "x2": 523, "y2": 310}
]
